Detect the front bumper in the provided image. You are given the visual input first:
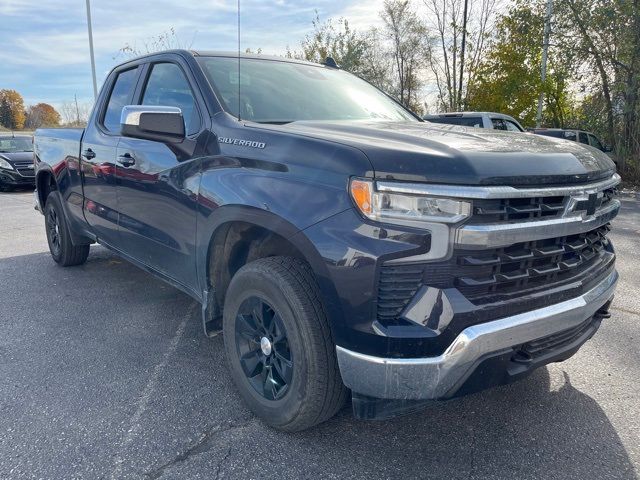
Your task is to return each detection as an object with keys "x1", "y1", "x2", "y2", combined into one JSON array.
[
  {"x1": 0, "y1": 167, "x2": 35, "y2": 187},
  {"x1": 337, "y1": 268, "x2": 617, "y2": 400}
]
